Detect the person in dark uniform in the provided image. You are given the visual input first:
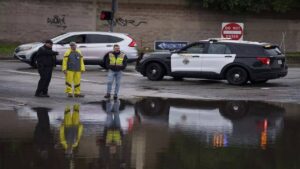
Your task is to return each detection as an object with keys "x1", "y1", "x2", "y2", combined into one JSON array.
[
  {"x1": 33, "y1": 107, "x2": 55, "y2": 168},
  {"x1": 35, "y1": 40, "x2": 59, "y2": 97}
]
